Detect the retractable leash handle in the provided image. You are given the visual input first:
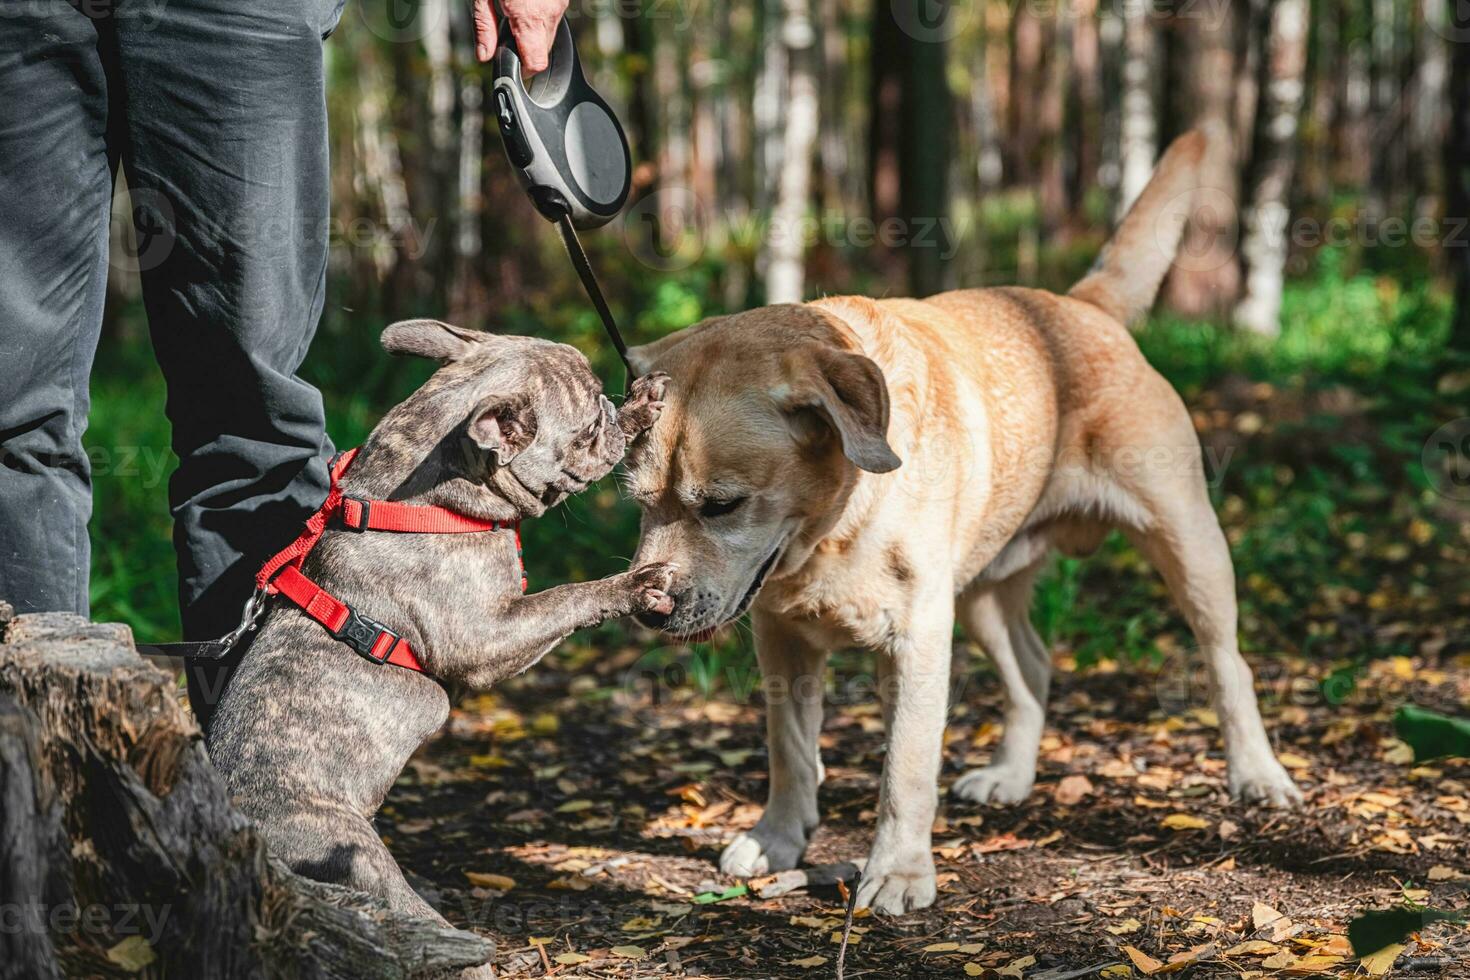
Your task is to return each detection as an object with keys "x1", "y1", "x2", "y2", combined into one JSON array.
[{"x1": 491, "y1": 15, "x2": 636, "y2": 379}]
